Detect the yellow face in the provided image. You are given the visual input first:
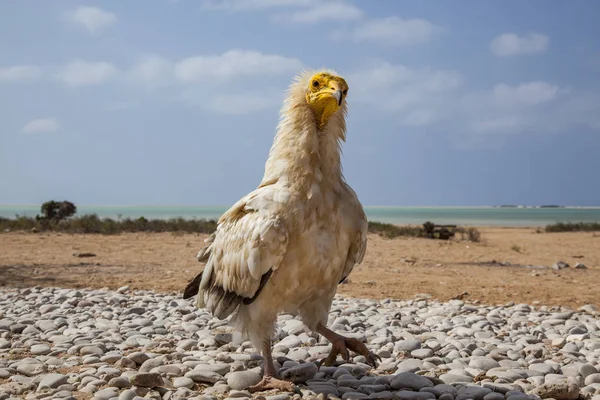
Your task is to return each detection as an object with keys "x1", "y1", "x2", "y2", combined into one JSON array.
[{"x1": 305, "y1": 72, "x2": 349, "y2": 129}]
